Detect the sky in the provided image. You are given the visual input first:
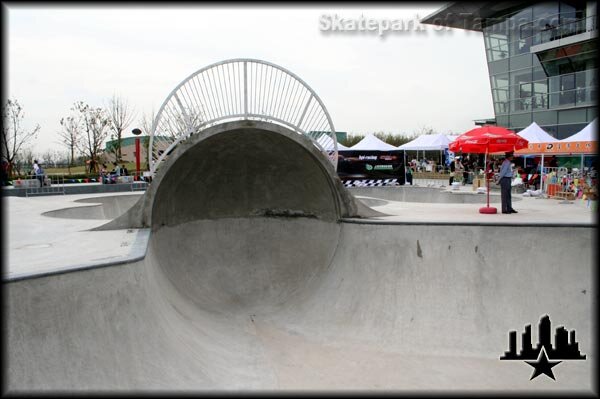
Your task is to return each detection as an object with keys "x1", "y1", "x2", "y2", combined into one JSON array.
[{"x1": 6, "y1": 4, "x2": 494, "y2": 156}]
